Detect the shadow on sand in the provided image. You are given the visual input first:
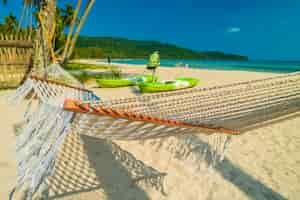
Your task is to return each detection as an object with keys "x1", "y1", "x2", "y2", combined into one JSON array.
[
  {"x1": 216, "y1": 158, "x2": 286, "y2": 200},
  {"x1": 47, "y1": 133, "x2": 151, "y2": 200},
  {"x1": 47, "y1": 131, "x2": 287, "y2": 200},
  {"x1": 177, "y1": 135, "x2": 287, "y2": 200}
]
